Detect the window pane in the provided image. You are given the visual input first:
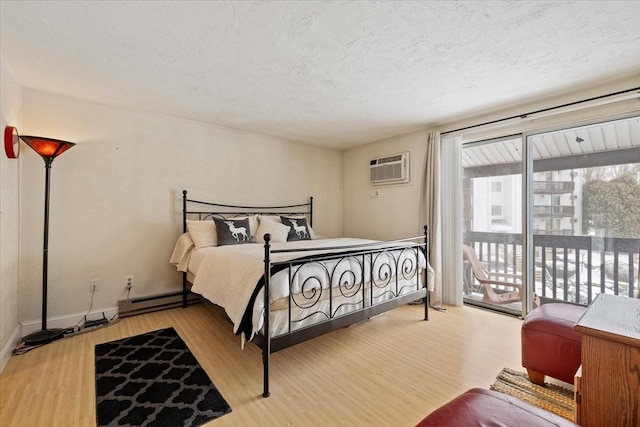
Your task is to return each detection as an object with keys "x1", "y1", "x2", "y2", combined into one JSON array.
[
  {"x1": 462, "y1": 137, "x2": 523, "y2": 315},
  {"x1": 528, "y1": 116, "x2": 640, "y2": 304}
]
